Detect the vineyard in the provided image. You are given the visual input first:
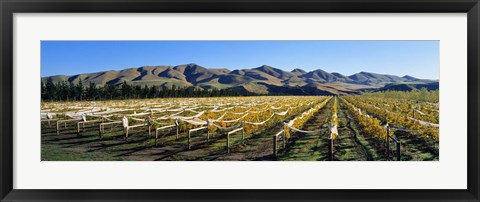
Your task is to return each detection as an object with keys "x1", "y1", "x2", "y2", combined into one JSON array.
[{"x1": 41, "y1": 93, "x2": 439, "y2": 161}]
